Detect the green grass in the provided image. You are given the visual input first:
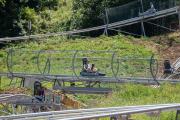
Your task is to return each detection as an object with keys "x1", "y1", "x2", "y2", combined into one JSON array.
[
  {"x1": 0, "y1": 34, "x2": 179, "y2": 119},
  {"x1": 44, "y1": 0, "x2": 73, "y2": 32},
  {"x1": 0, "y1": 34, "x2": 153, "y2": 73},
  {"x1": 0, "y1": 34, "x2": 154, "y2": 89},
  {"x1": 76, "y1": 83, "x2": 180, "y2": 120}
]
